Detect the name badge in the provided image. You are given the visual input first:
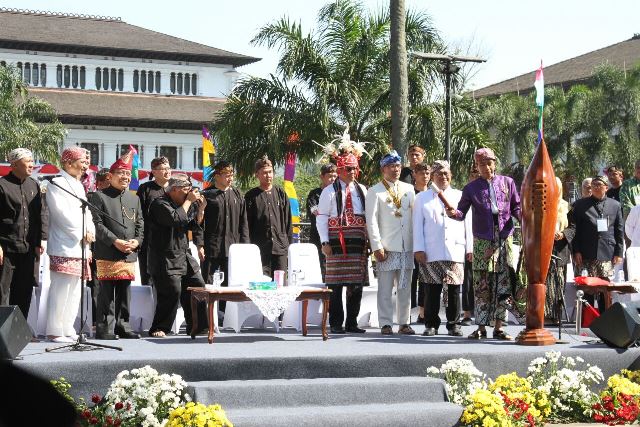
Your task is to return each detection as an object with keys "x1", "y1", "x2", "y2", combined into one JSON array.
[{"x1": 597, "y1": 218, "x2": 608, "y2": 232}]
